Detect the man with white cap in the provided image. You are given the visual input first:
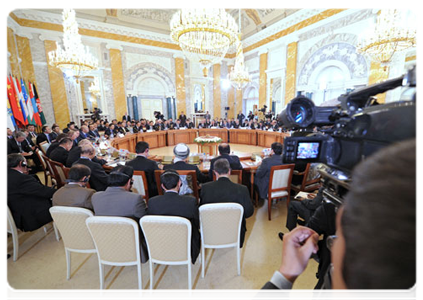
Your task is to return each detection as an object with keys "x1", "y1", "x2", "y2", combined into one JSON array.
[{"x1": 163, "y1": 143, "x2": 209, "y2": 184}]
